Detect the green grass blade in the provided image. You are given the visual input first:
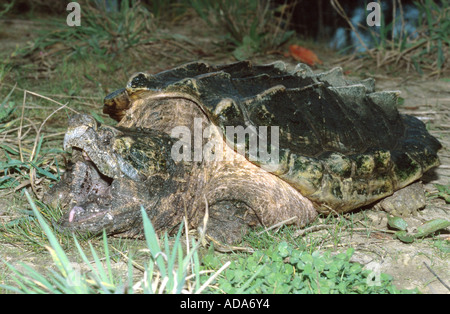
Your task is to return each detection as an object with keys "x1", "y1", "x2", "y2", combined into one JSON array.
[
  {"x1": 235, "y1": 265, "x2": 265, "y2": 294},
  {"x1": 88, "y1": 241, "x2": 111, "y2": 287},
  {"x1": 102, "y1": 230, "x2": 114, "y2": 285},
  {"x1": 30, "y1": 162, "x2": 58, "y2": 181},
  {"x1": 141, "y1": 206, "x2": 167, "y2": 278},
  {"x1": 25, "y1": 190, "x2": 71, "y2": 275},
  {"x1": 32, "y1": 135, "x2": 44, "y2": 163},
  {"x1": 192, "y1": 240, "x2": 201, "y2": 292}
]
